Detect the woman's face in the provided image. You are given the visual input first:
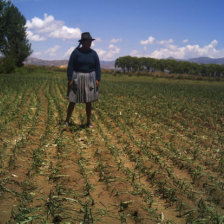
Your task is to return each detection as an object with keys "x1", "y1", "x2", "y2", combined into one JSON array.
[{"x1": 82, "y1": 40, "x2": 92, "y2": 49}]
